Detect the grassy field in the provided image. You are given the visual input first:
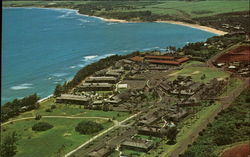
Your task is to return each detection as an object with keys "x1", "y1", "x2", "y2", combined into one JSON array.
[
  {"x1": 220, "y1": 77, "x2": 243, "y2": 97},
  {"x1": 9, "y1": 97, "x2": 130, "y2": 122},
  {"x1": 168, "y1": 61, "x2": 229, "y2": 83},
  {"x1": 1, "y1": 118, "x2": 113, "y2": 157},
  {"x1": 3, "y1": 1, "x2": 249, "y2": 20}
]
